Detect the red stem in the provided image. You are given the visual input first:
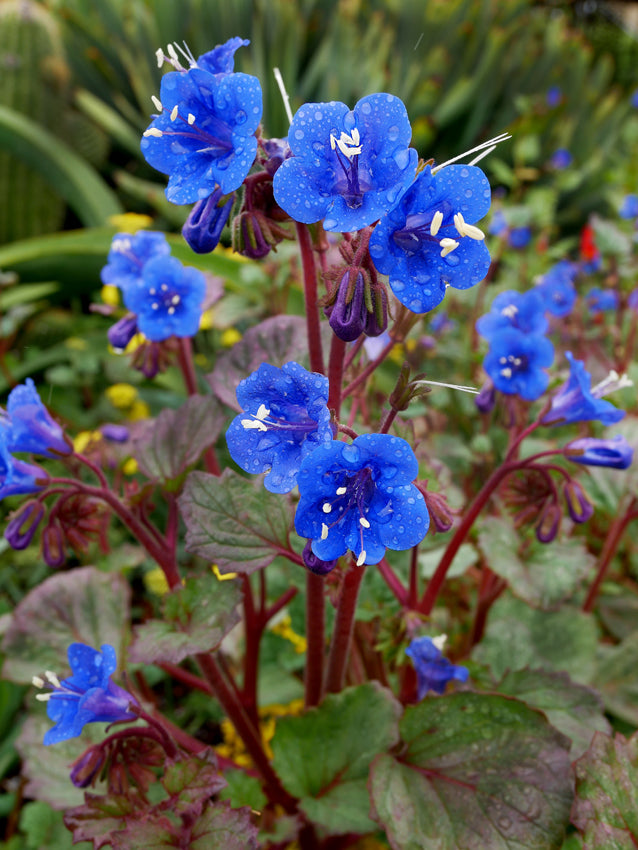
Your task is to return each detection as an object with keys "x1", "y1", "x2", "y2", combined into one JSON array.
[
  {"x1": 408, "y1": 546, "x2": 419, "y2": 608},
  {"x1": 378, "y1": 557, "x2": 408, "y2": 605},
  {"x1": 324, "y1": 564, "x2": 366, "y2": 694},
  {"x1": 328, "y1": 335, "x2": 347, "y2": 419},
  {"x1": 177, "y1": 336, "x2": 221, "y2": 476},
  {"x1": 295, "y1": 222, "x2": 325, "y2": 374},
  {"x1": 304, "y1": 572, "x2": 325, "y2": 707},
  {"x1": 242, "y1": 575, "x2": 262, "y2": 728},
  {"x1": 583, "y1": 499, "x2": 638, "y2": 612},
  {"x1": 159, "y1": 662, "x2": 213, "y2": 694}
]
